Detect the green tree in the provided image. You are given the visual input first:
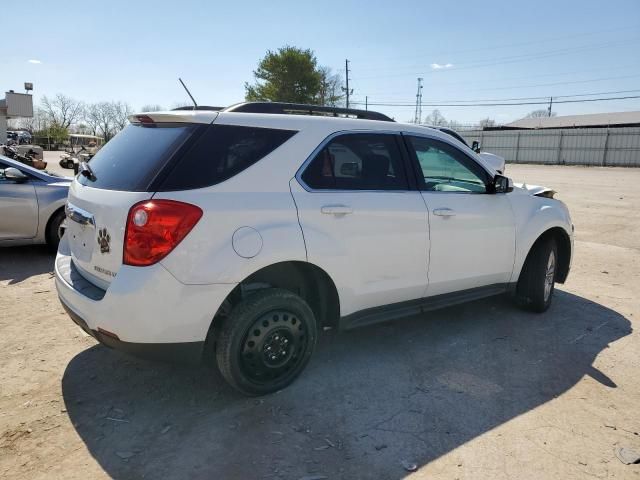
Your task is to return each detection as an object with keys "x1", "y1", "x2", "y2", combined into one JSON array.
[
  {"x1": 44, "y1": 122, "x2": 69, "y2": 145},
  {"x1": 245, "y1": 46, "x2": 323, "y2": 103}
]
